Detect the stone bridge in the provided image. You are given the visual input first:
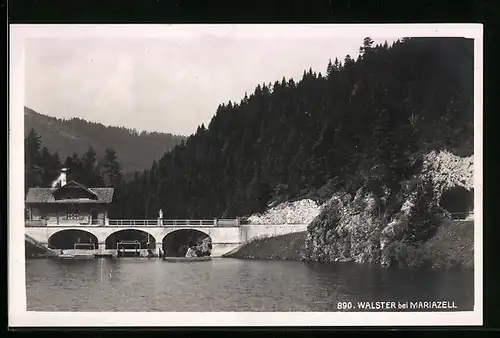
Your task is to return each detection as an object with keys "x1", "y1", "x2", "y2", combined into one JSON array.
[{"x1": 25, "y1": 221, "x2": 308, "y2": 257}]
